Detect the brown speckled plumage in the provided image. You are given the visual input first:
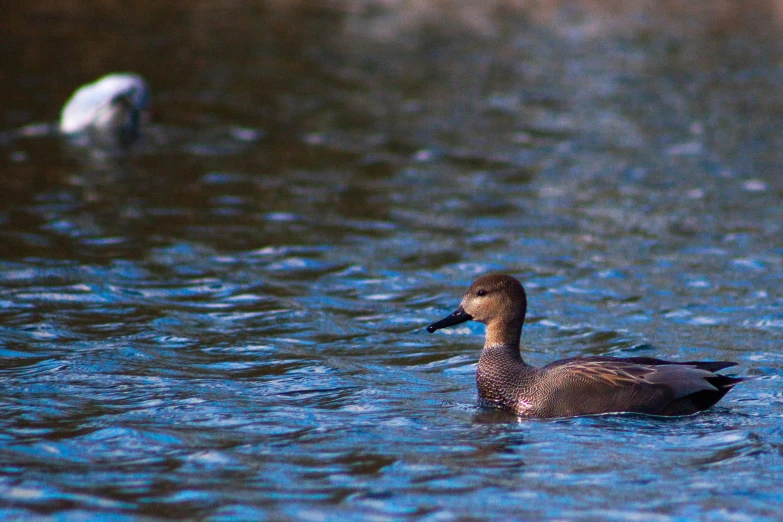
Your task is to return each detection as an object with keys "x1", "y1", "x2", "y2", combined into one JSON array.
[{"x1": 426, "y1": 274, "x2": 743, "y2": 418}]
